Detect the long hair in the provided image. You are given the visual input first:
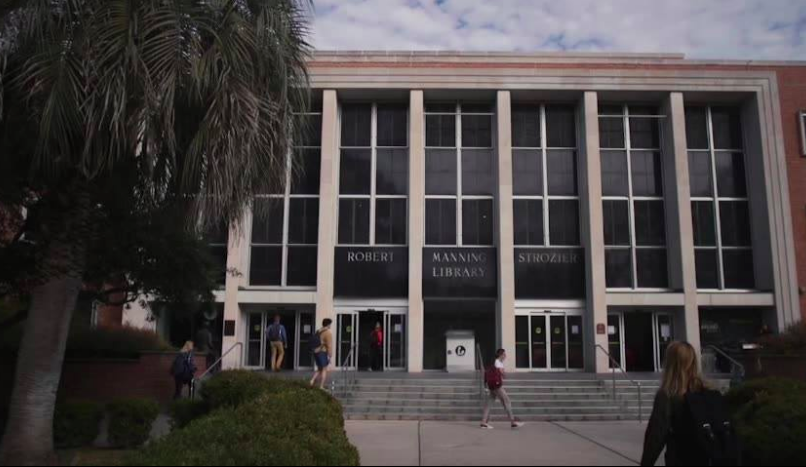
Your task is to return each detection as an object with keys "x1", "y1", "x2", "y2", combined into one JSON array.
[
  {"x1": 181, "y1": 341, "x2": 194, "y2": 354},
  {"x1": 660, "y1": 341, "x2": 705, "y2": 398}
]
